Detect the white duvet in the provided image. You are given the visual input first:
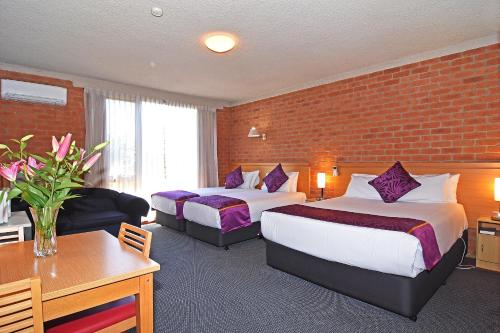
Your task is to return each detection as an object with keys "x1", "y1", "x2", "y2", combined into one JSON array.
[
  {"x1": 183, "y1": 190, "x2": 306, "y2": 229},
  {"x1": 151, "y1": 187, "x2": 248, "y2": 215},
  {"x1": 261, "y1": 196, "x2": 467, "y2": 278}
]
